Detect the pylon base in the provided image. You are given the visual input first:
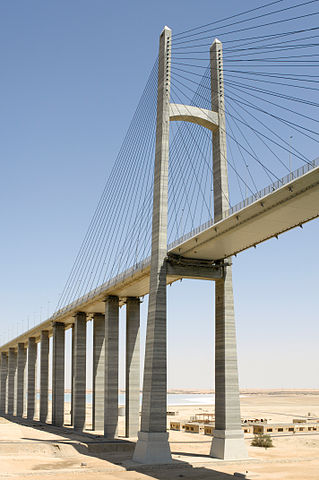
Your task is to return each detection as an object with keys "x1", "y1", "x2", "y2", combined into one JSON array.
[
  {"x1": 133, "y1": 431, "x2": 172, "y2": 464},
  {"x1": 210, "y1": 429, "x2": 248, "y2": 460}
]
